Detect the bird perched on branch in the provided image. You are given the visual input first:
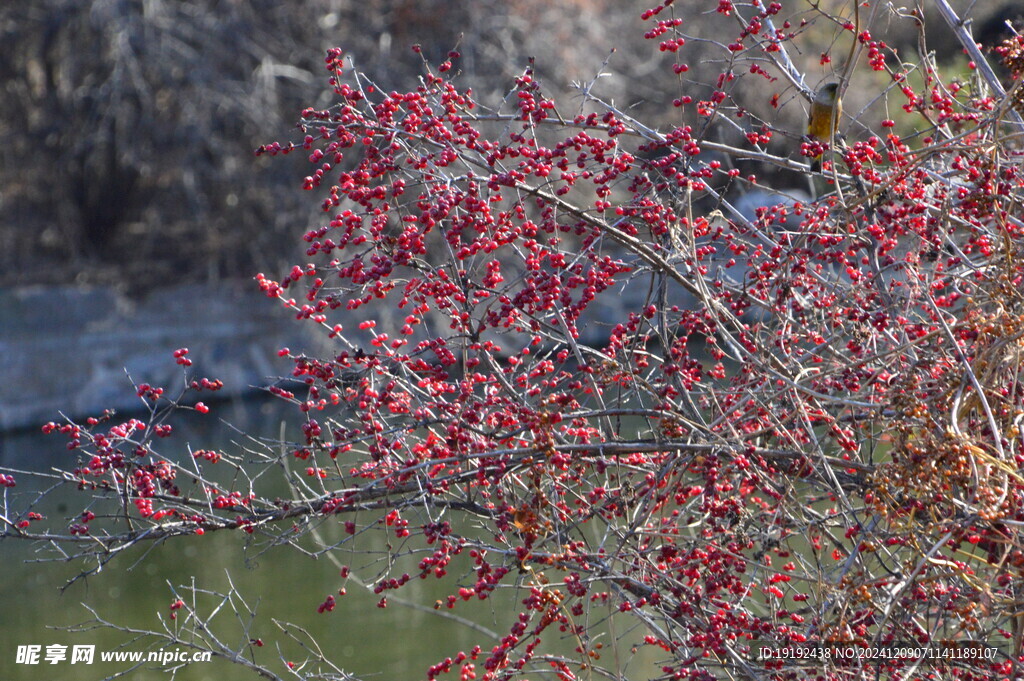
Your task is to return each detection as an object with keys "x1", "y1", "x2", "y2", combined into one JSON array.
[{"x1": 807, "y1": 82, "x2": 842, "y2": 173}]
